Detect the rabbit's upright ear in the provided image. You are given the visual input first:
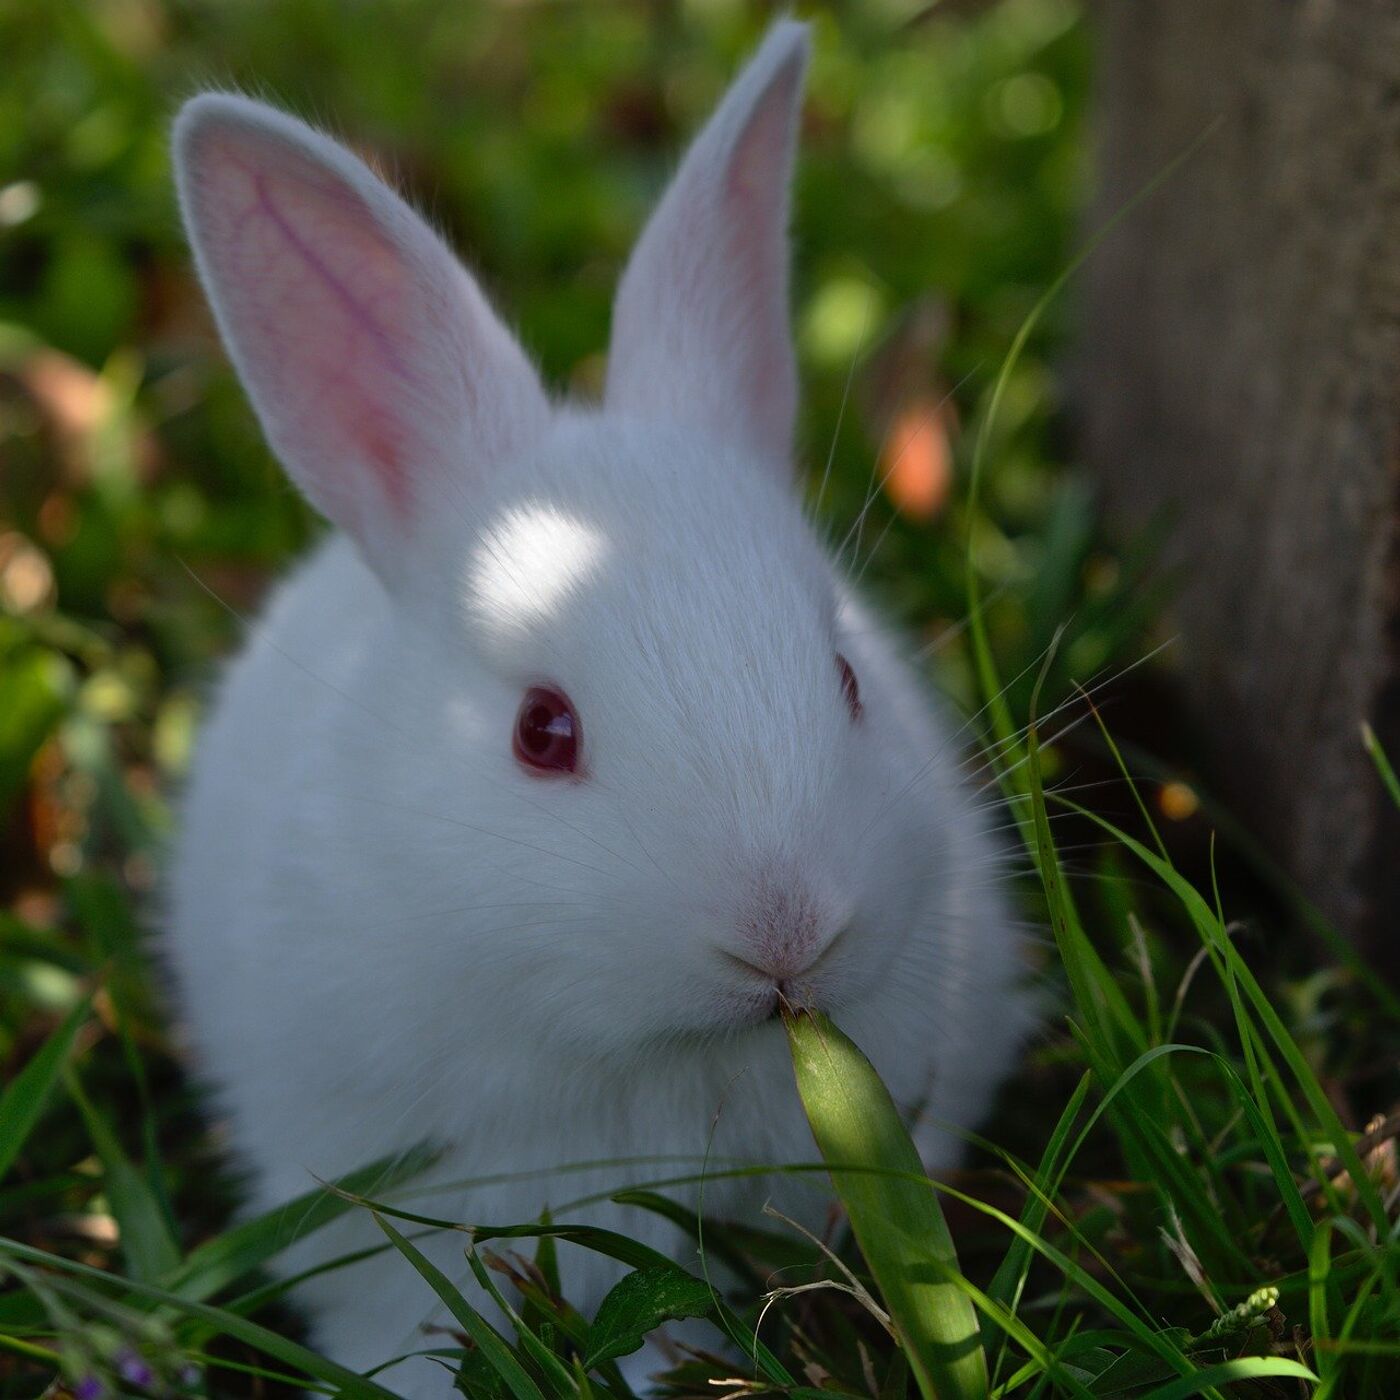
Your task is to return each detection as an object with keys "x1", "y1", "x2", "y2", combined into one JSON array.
[
  {"x1": 606, "y1": 21, "x2": 809, "y2": 473},
  {"x1": 174, "y1": 95, "x2": 548, "y2": 586}
]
